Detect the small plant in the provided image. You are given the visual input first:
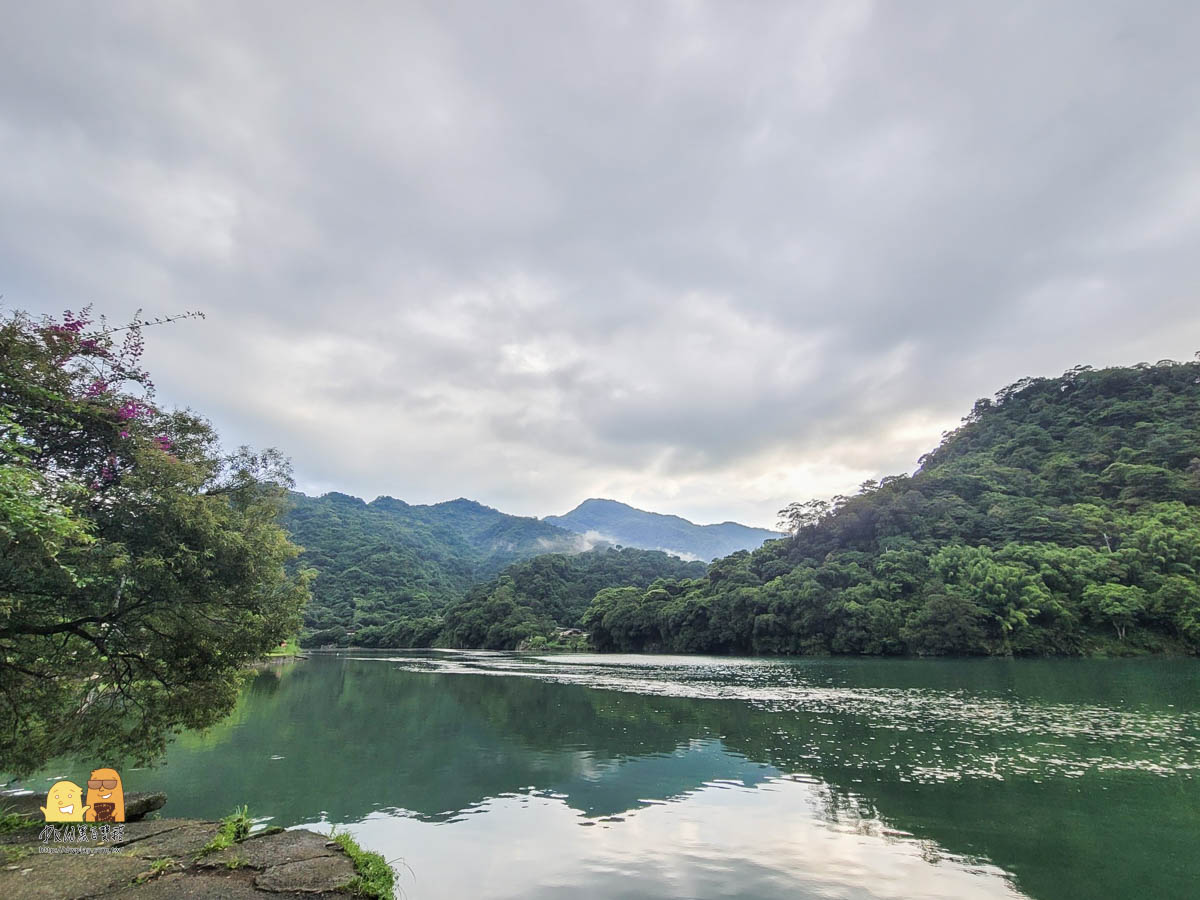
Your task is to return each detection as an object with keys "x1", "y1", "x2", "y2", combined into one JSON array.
[
  {"x1": 328, "y1": 825, "x2": 396, "y2": 899},
  {"x1": 1, "y1": 844, "x2": 33, "y2": 863},
  {"x1": 225, "y1": 853, "x2": 247, "y2": 870},
  {"x1": 0, "y1": 807, "x2": 33, "y2": 833},
  {"x1": 200, "y1": 805, "x2": 253, "y2": 855},
  {"x1": 133, "y1": 857, "x2": 175, "y2": 884}
]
